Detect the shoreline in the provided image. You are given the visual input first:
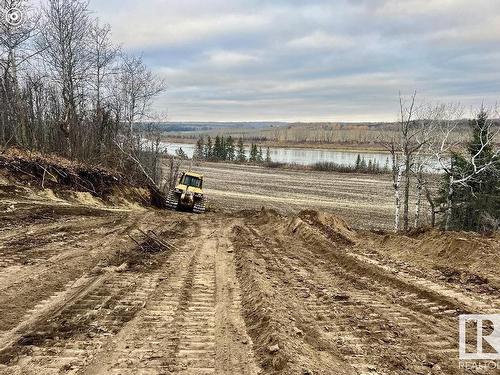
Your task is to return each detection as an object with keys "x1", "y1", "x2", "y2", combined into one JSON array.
[{"x1": 160, "y1": 137, "x2": 389, "y2": 153}]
